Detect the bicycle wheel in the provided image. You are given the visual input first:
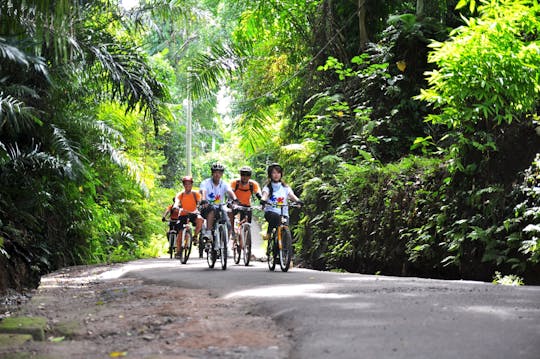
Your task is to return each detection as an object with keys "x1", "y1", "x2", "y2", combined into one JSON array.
[
  {"x1": 198, "y1": 235, "x2": 204, "y2": 259},
  {"x1": 219, "y1": 225, "x2": 228, "y2": 270},
  {"x1": 168, "y1": 231, "x2": 176, "y2": 259},
  {"x1": 233, "y1": 237, "x2": 241, "y2": 264},
  {"x1": 206, "y1": 233, "x2": 216, "y2": 268},
  {"x1": 279, "y1": 227, "x2": 293, "y2": 272},
  {"x1": 242, "y1": 223, "x2": 251, "y2": 266},
  {"x1": 181, "y1": 229, "x2": 192, "y2": 264},
  {"x1": 267, "y1": 232, "x2": 276, "y2": 271}
]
